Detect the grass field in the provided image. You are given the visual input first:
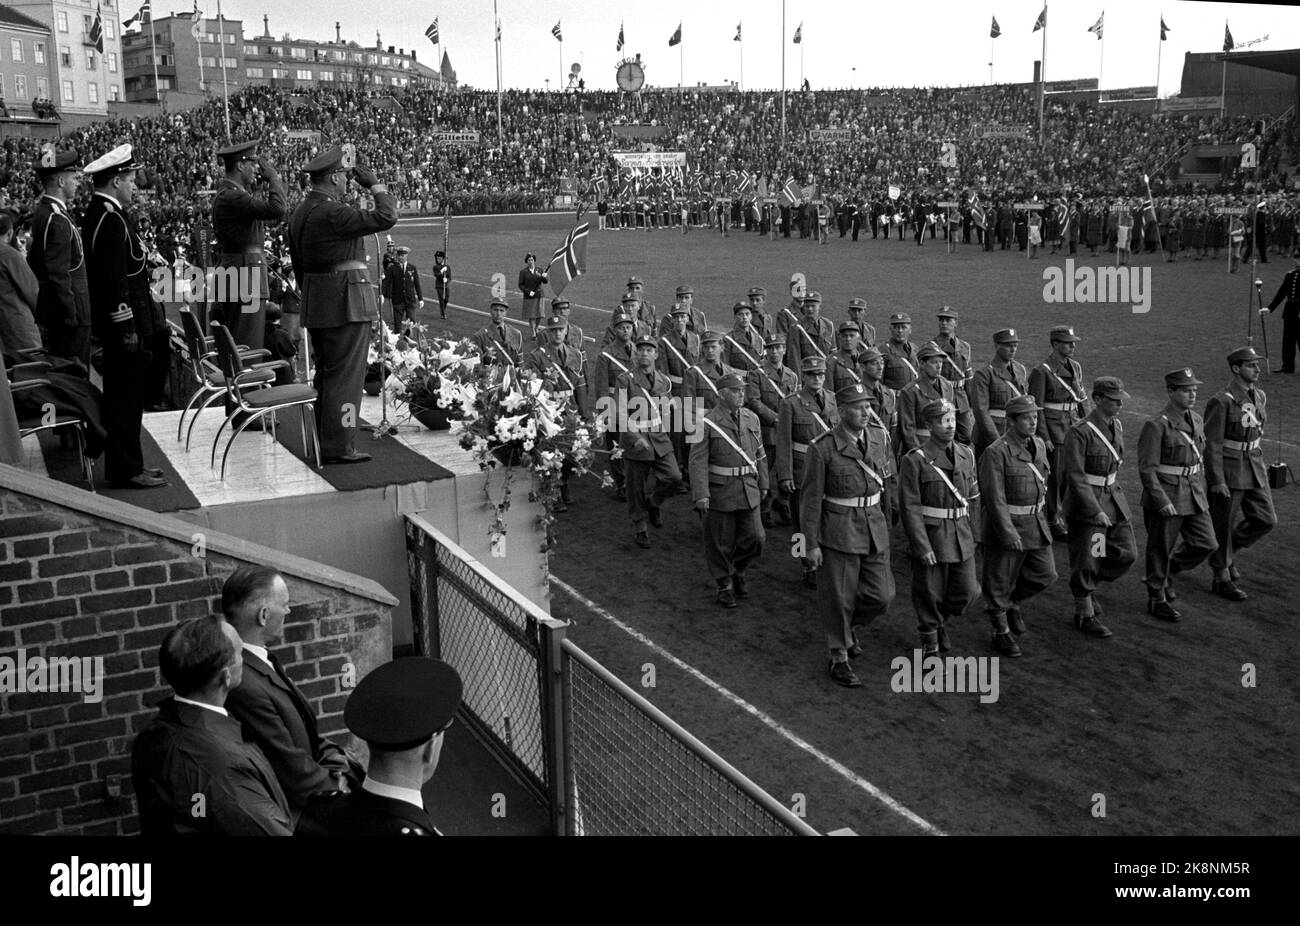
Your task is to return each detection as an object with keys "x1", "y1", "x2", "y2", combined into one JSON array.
[{"x1": 389, "y1": 212, "x2": 1300, "y2": 837}]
